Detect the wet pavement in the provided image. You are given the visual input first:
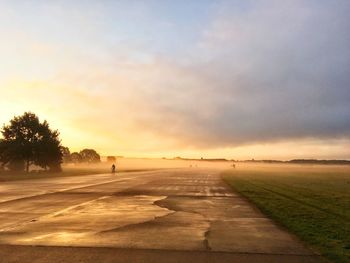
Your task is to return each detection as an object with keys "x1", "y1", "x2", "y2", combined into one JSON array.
[{"x1": 0, "y1": 169, "x2": 324, "y2": 262}]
